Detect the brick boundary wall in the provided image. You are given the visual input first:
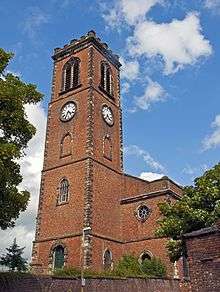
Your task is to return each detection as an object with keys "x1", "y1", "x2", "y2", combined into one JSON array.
[
  {"x1": 0, "y1": 274, "x2": 188, "y2": 292},
  {"x1": 183, "y1": 220, "x2": 220, "y2": 292}
]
